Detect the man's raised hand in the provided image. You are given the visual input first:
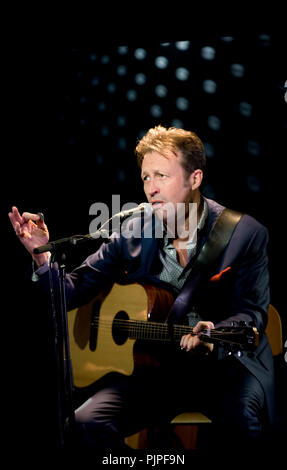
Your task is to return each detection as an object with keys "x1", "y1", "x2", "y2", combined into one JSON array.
[{"x1": 8, "y1": 206, "x2": 50, "y2": 267}]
